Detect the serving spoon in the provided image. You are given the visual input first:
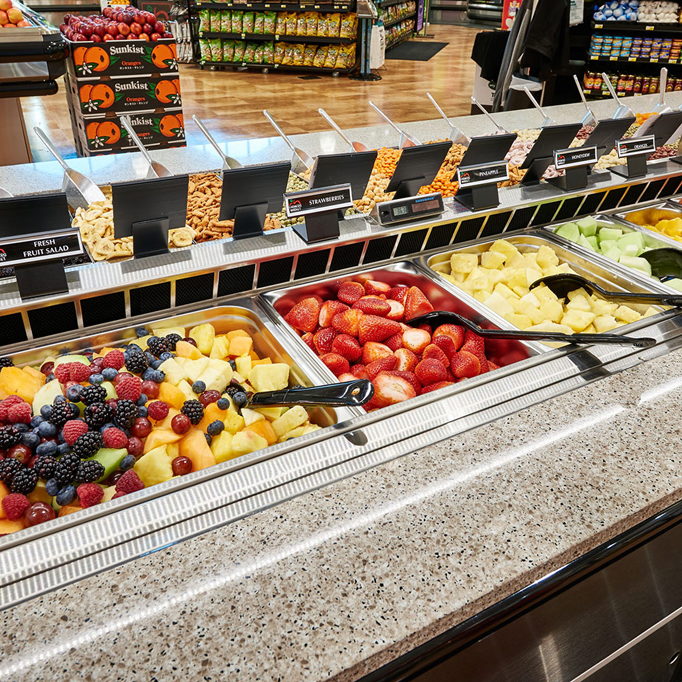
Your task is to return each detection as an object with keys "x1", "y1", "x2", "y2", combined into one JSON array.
[
  {"x1": 240, "y1": 379, "x2": 374, "y2": 408},
  {"x1": 317, "y1": 108, "x2": 367, "y2": 152},
  {"x1": 641, "y1": 247, "x2": 682, "y2": 281}
]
